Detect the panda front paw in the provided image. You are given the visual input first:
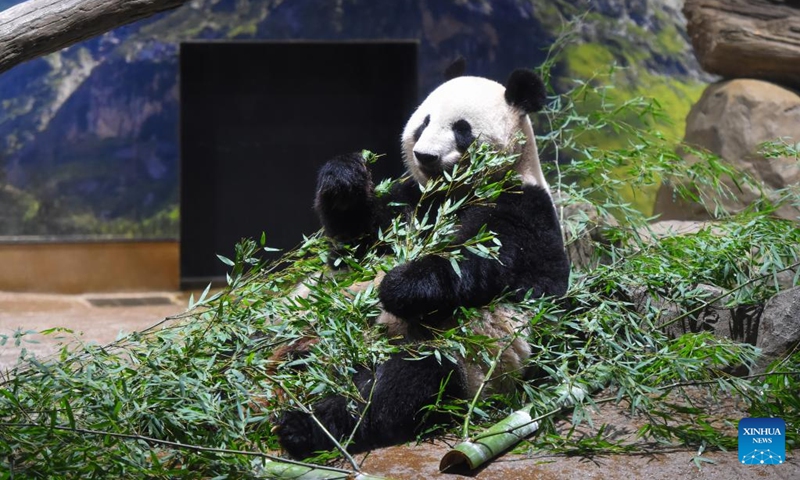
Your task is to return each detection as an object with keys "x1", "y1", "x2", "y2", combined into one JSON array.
[
  {"x1": 315, "y1": 153, "x2": 372, "y2": 212},
  {"x1": 379, "y1": 256, "x2": 459, "y2": 323}
]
